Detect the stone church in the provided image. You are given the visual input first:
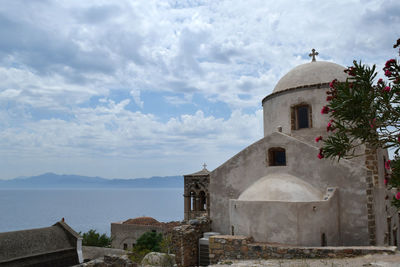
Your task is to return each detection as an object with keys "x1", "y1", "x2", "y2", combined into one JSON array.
[{"x1": 184, "y1": 50, "x2": 400, "y2": 247}]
